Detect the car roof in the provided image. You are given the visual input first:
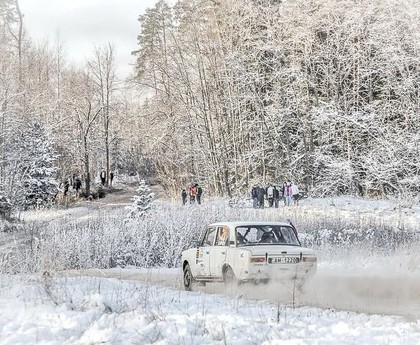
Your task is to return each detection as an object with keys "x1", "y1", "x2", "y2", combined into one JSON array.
[{"x1": 208, "y1": 221, "x2": 292, "y2": 228}]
